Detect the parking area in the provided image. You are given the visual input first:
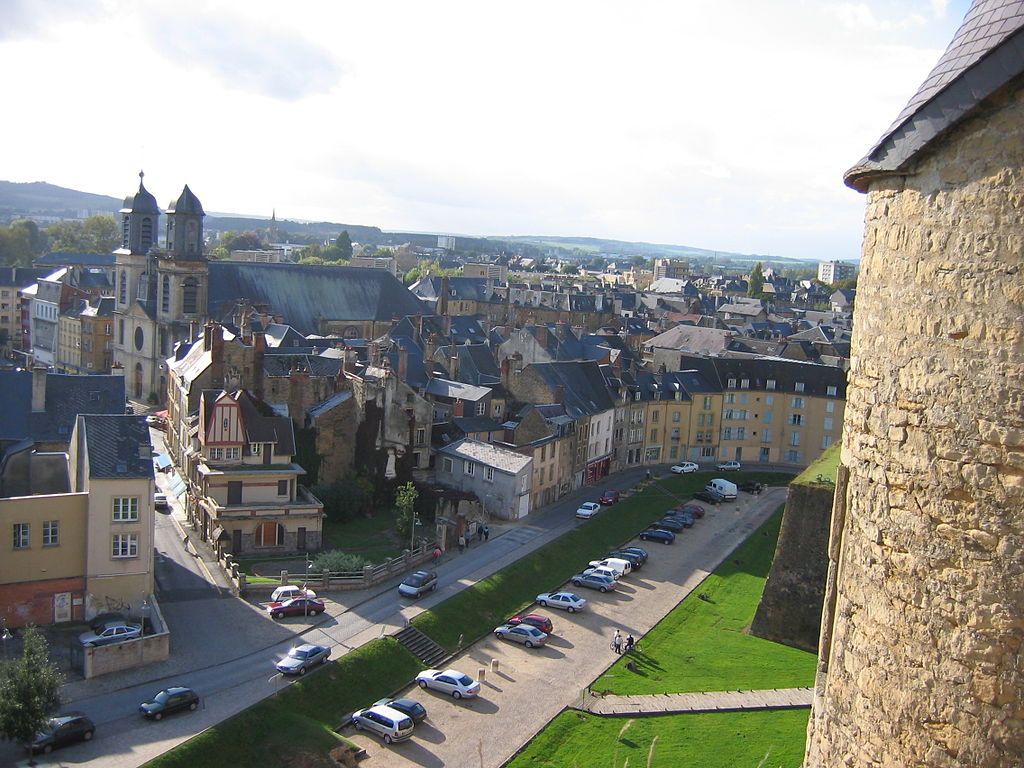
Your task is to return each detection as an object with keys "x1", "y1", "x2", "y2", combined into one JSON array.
[{"x1": 340, "y1": 488, "x2": 786, "y2": 767}]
